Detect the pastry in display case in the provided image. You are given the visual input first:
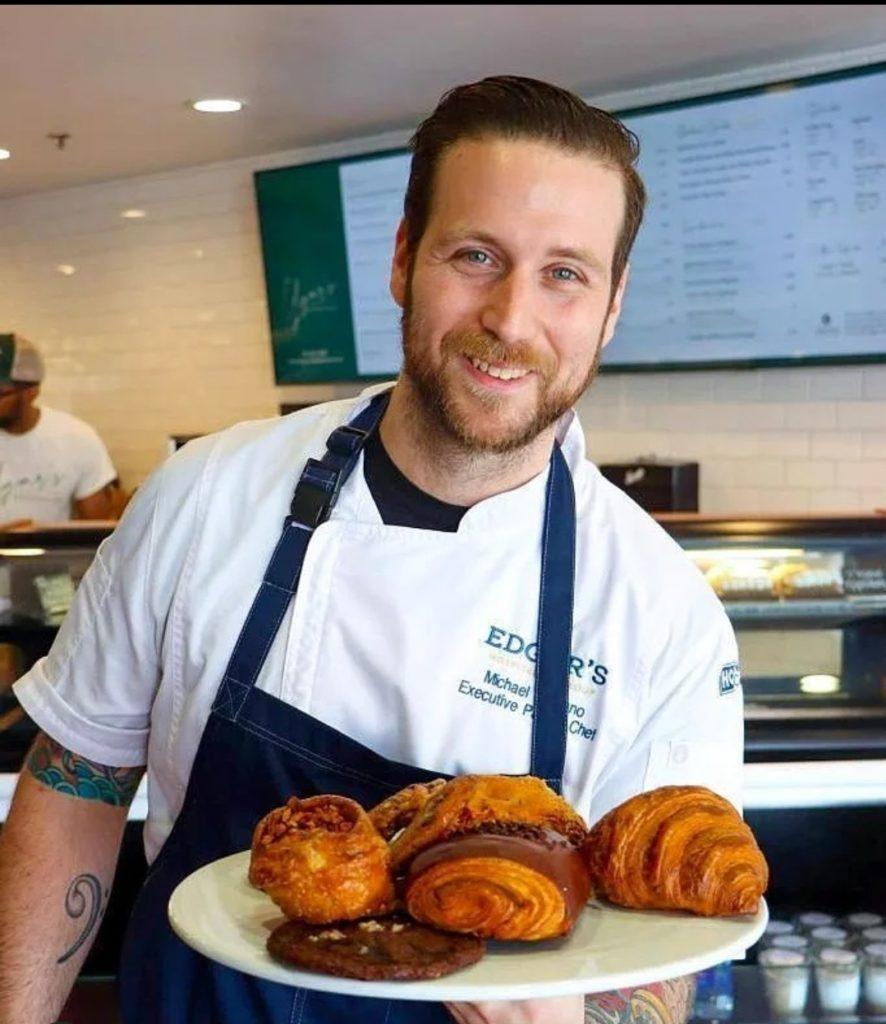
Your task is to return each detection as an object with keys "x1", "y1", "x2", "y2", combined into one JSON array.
[{"x1": 661, "y1": 515, "x2": 886, "y2": 761}]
